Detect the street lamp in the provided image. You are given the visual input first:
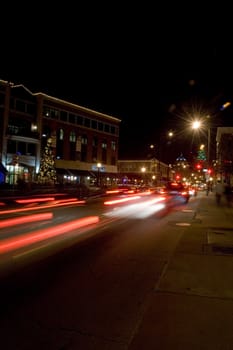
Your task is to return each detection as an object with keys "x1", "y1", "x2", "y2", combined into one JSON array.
[
  {"x1": 97, "y1": 162, "x2": 102, "y2": 187},
  {"x1": 207, "y1": 127, "x2": 211, "y2": 168},
  {"x1": 191, "y1": 119, "x2": 210, "y2": 167},
  {"x1": 150, "y1": 130, "x2": 174, "y2": 185},
  {"x1": 141, "y1": 166, "x2": 146, "y2": 185},
  {"x1": 149, "y1": 144, "x2": 156, "y2": 183},
  {"x1": 189, "y1": 101, "x2": 232, "y2": 179}
]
